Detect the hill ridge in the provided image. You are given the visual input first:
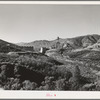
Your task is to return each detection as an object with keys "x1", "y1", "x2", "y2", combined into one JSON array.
[{"x1": 16, "y1": 34, "x2": 100, "y2": 49}]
